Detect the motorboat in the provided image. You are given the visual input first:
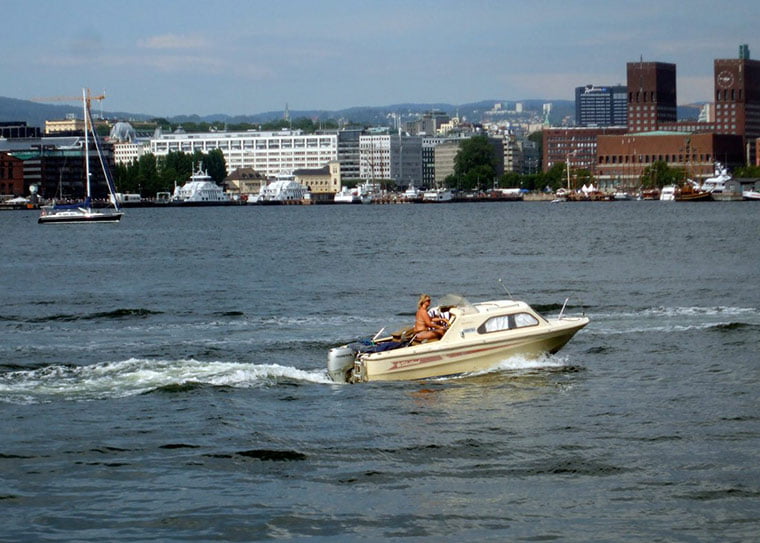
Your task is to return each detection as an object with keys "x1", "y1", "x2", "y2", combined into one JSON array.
[
  {"x1": 403, "y1": 184, "x2": 423, "y2": 202},
  {"x1": 660, "y1": 185, "x2": 676, "y2": 201},
  {"x1": 743, "y1": 189, "x2": 760, "y2": 200},
  {"x1": 327, "y1": 294, "x2": 589, "y2": 383},
  {"x1": 422, "y1": 188, "x2": 453, "y2": 202},
  {"x1": 334, "y1": 187, "x2": 360, "y2": 204},
  {"x1": 170, "y1": 165, "x2": 231, "y2": 205}
]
